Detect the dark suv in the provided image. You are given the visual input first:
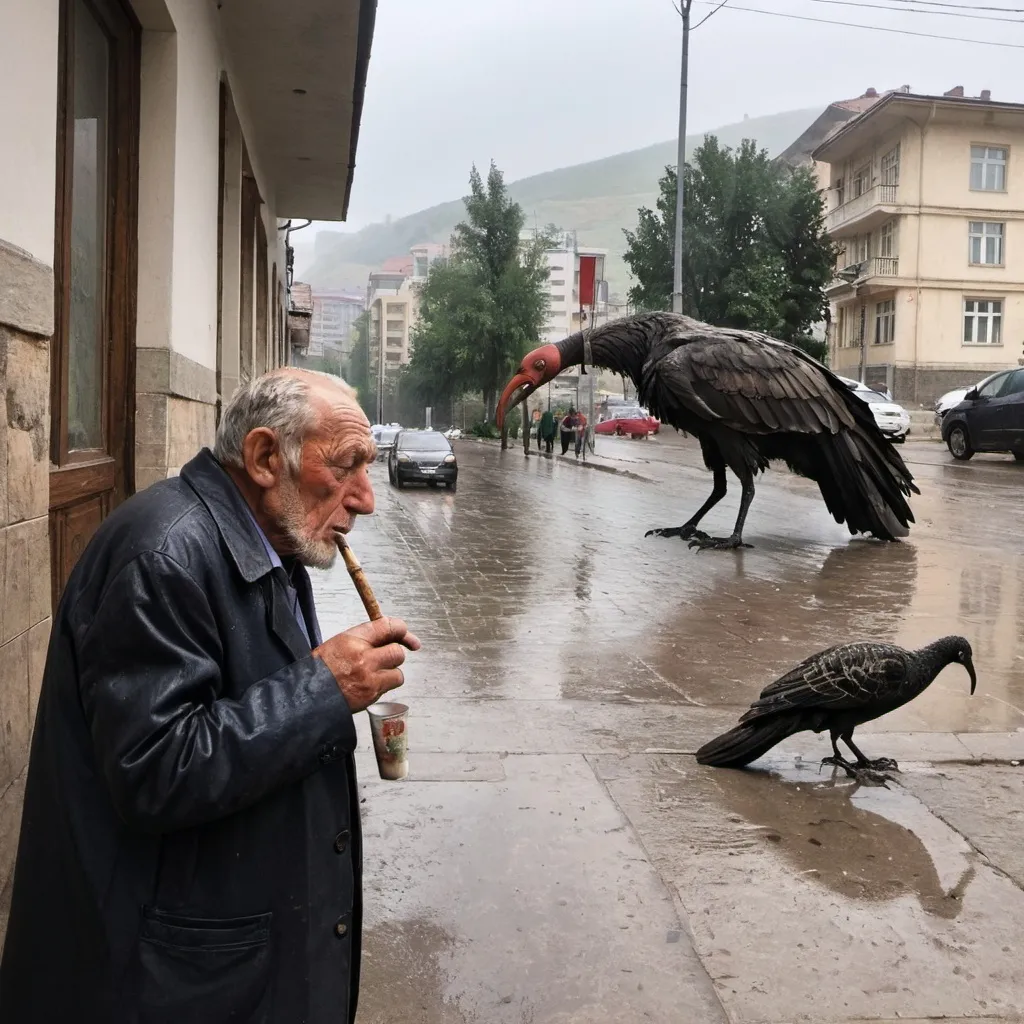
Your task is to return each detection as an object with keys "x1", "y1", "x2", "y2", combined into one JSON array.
[
  {"x1": 387, "y1": 430, "x2": 458, "y2": 489},
  {"x1": 941, "y1": 367, "x2": 1024, "y2": 462}
]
